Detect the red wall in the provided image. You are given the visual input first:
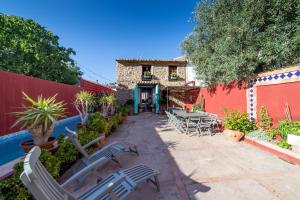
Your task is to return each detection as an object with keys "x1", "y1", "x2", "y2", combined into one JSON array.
[
  {"x1": 256, "y1": 82, "x2": 300, "y2": 126},
  {"x1": 185, "y1": 82, "x2": 247, "y2": 117},
  {"x1": 80, "y1": 79, "x2": 115, "y2": 94},
  {"x1": 0, "y1": 71, "x2": 114, "y2": 136}
]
